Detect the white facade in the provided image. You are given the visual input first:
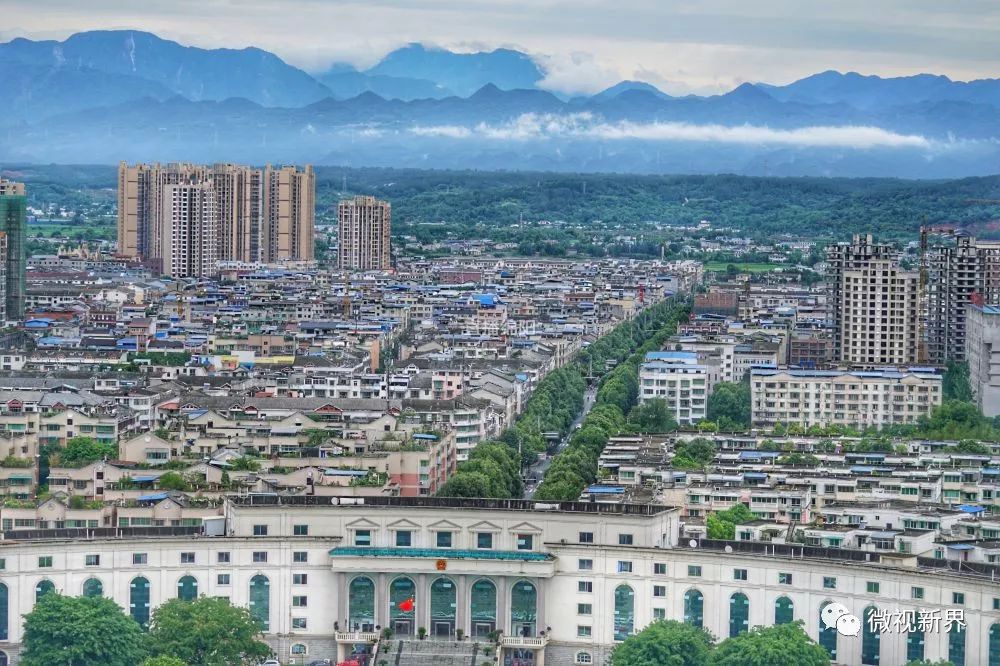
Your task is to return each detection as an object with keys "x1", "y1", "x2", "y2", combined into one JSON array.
[
  {"x1": 639, "y1": 352, "x2": 710, "y2": 424},
  {"x1": 0, "y1": 499, "x2": 997, "y2": 666},
  {"x1": 161, "y1": 183, "x2": 219, "y2": 278},
  {"x1": 967, "y1": 304, "x2": 1000, "y2": 417}
]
